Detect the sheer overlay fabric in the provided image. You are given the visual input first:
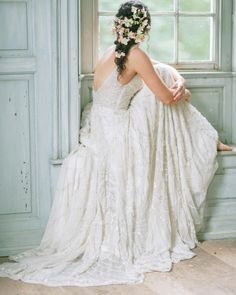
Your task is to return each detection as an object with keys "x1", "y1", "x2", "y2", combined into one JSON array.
[{"x1": 0, "y1": 62, "x2": 218, "y2": 286}]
